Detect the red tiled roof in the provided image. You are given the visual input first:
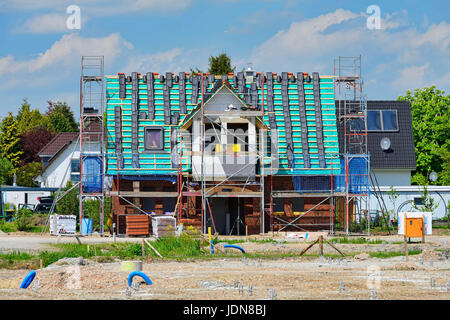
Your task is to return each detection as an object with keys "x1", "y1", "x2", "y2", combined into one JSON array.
[{"x1": 38, "y1": 132, "x2": 79, "y2": 157}]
